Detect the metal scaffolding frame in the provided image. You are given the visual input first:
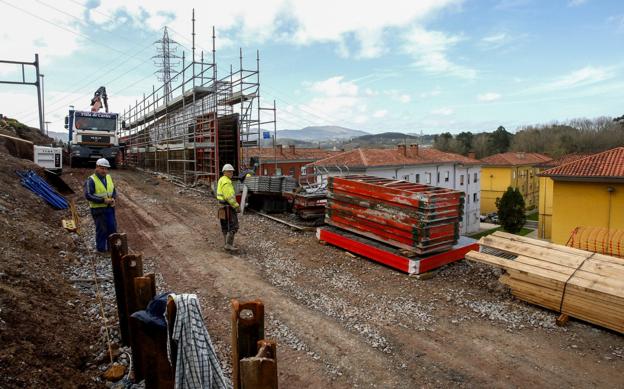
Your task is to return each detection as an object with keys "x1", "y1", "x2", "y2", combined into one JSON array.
[{"x1": 118, "y1": 13, "x2": 275, "y2": 186}]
